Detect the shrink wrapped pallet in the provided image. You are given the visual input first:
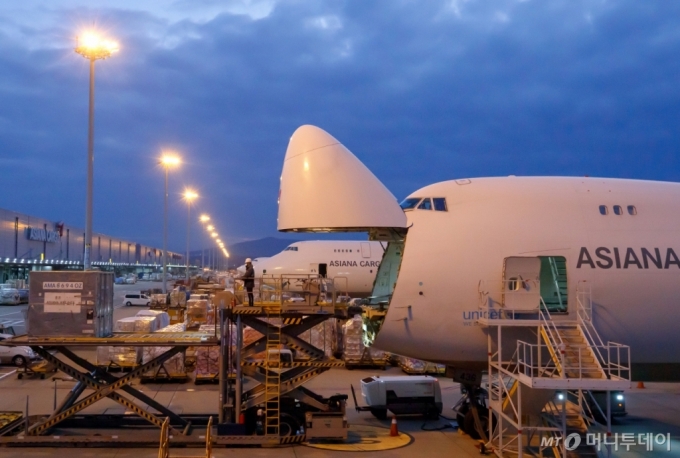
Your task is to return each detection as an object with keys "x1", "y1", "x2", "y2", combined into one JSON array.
[
  {"x1": 186, "y1": 300, "x2": 209, "y2": 327},
  {"x1": 97, "y1": 346, "x2": 140, "y2": 367},
  {"x1": 136, "y1": 310, "x2": 169, "y2": 328},
  {"x1": 169, "y1": 291, "x2": 187, "y2": 307},
  {"x1": 343, "y1": 315, "x2": 365, "y2": 360},
  {"x1": 298, "y1": 319, "x2": 334, "y2": 357},
  {"x1": 141, "y1": 323, "x2": 187, "y2": 376},
  {"x1": 151, "y1": 294, "x2": 168, "y2": 306},
  {"x1": 115, "y1": 316, "x2": 159, "y2": 333},
  {"x1": 195, "y1": 346, "x2": 219, "y2": 376}
]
